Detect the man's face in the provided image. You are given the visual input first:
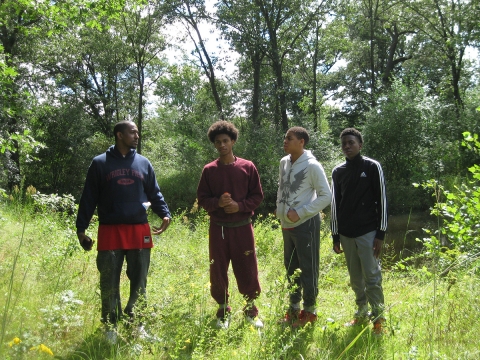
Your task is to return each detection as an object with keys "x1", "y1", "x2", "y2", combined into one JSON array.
[
  {"x1": 341, "y1": 134, "x2": 362, "y2": 160},
  {"x1": 214, "y1": 133, "x2": 235, "y2": 156},
  {"x1": 118, "y1": 123, "x2": 139, "y2": 149},
  {"x1": 283, "y1": 130, "x2": 304, "y2": 155}
]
